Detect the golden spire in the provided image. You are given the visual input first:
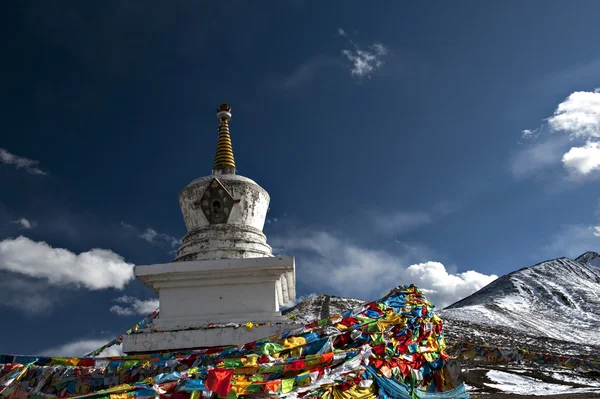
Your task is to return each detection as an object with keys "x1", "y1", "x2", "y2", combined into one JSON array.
[{"x1": 213, "y1": 103, "x2": 236, "y2": 174}]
